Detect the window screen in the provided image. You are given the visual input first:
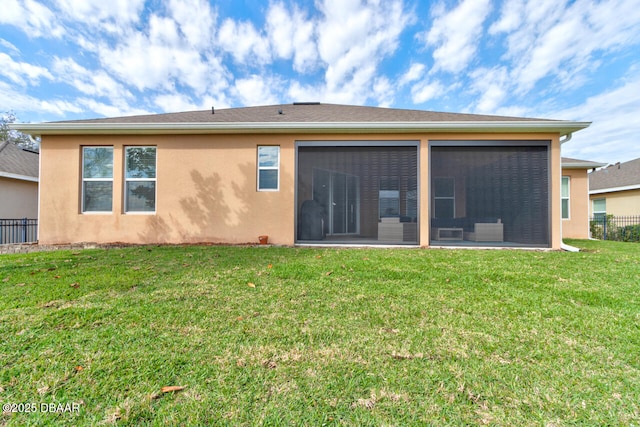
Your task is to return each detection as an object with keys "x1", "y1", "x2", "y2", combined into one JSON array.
[
  {"x1": 82, "y1": 146, "x2": 113, "y2": 212},
  {"x1": 297, "y1": 145, "x2": 418, "y2": 244},
  {"x1": 430, "y1": 144, "x2": 549, "y2": 247},
  {"x1": 125, "y1": 146, "x2": 157, "y2": 212}
]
